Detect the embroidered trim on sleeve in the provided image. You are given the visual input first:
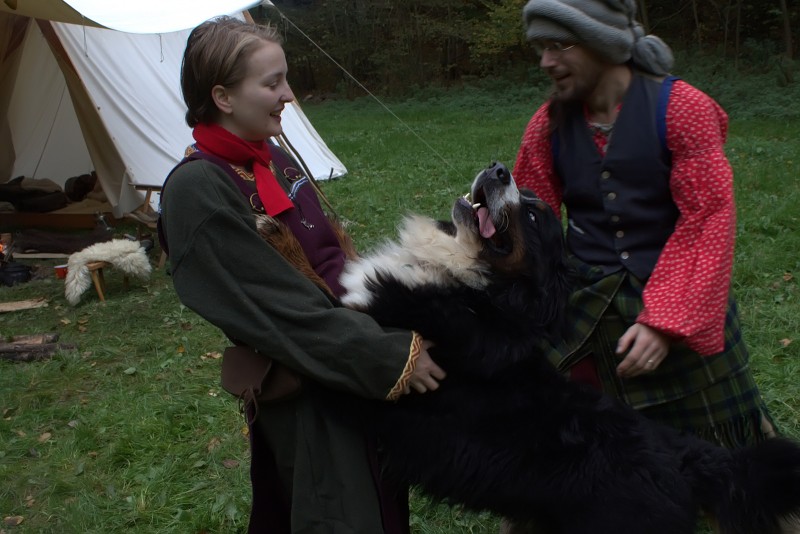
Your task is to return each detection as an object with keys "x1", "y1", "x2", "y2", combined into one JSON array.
[{"x1": 386, "y1": 331, "x2": 423, "y2": 401}]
